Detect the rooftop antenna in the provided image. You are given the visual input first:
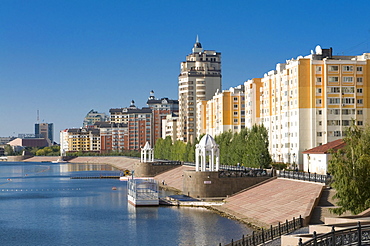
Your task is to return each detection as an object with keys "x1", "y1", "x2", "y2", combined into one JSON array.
[{"x1": 37, "y1": 109, "x2": 39, "y2": 123}]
